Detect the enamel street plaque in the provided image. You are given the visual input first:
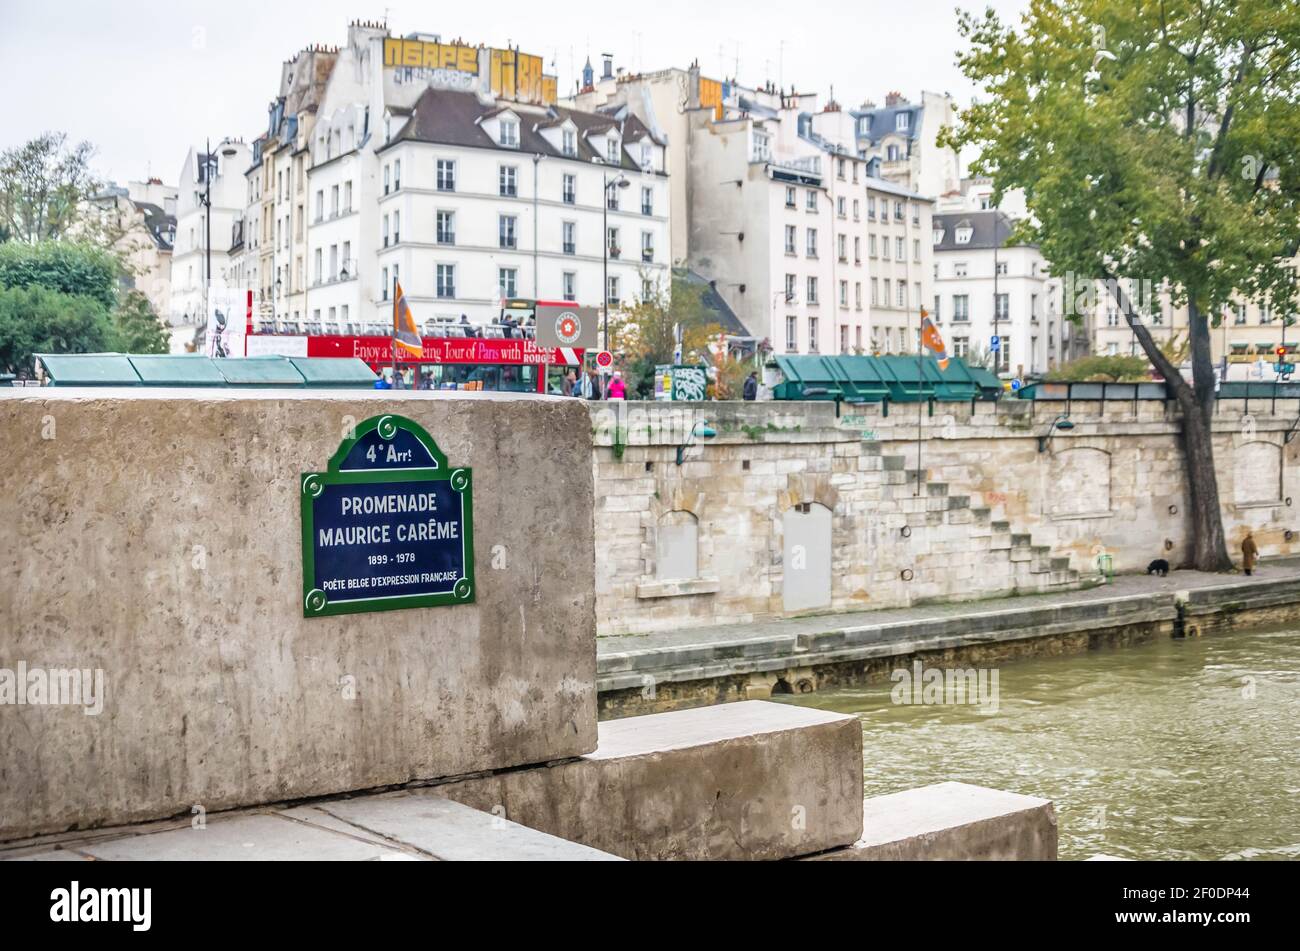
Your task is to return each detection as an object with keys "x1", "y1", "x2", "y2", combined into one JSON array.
[{"x1": 300, "y1": 414, "x2": 474, "y2": 617}]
